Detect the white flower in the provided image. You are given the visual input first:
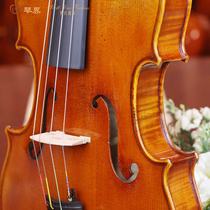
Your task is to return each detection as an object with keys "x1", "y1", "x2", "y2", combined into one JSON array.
[
  {"x1": 193, "y1": 137, "x2": 210, "y2": 154},
  {"x1": 200, "y1": 107, "x2": 210, "y2": 121},
  {"x1": 175, "y1": 109, "x2": 182, "y2": 120},
  {"x1": 174, "y1": 119, "x2": 181, "y2": 134},
  {"x1": 168, "y1": 124, "x2": 175, "y2": 136},
  {"x1": 195, "y1": 166, "x2": 207, "y2": 187},
  {"x1": 192, "y1": 128, "x2": 206, "y2": 153},
  {"x1": 165, "y1": 99, "x2": 179, "y2": 114},
  {"x1": 192, "y1": 123, "x2": 210, "y2": 153},
  {"x1": 196, "y1": 152, "x2": 210, "y2": 177},
  {"x1": 199, "y1": 179, "x2": 210, "y2": 205},
  {"x1": 195, "y1": 152, "x2": 210, "y2": 206},
  {"x1": 193, "y1": 138, "x2": 203, "y2": 153},
  {"x1": 165, "y1": 112, "x2": 173, "y2": 127},
  {"x1": 170, "y1": 109, "x2": 182, "y2": 134},
  {"x1": 181, "y1": 109, "x2": 202, "y2": 131},
  {"x1": 203, "y1": 122, "x2": 210, "y2": 136},
  {"x1": 192, "y1": 127, "x2": 205, "y2": 139}
]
